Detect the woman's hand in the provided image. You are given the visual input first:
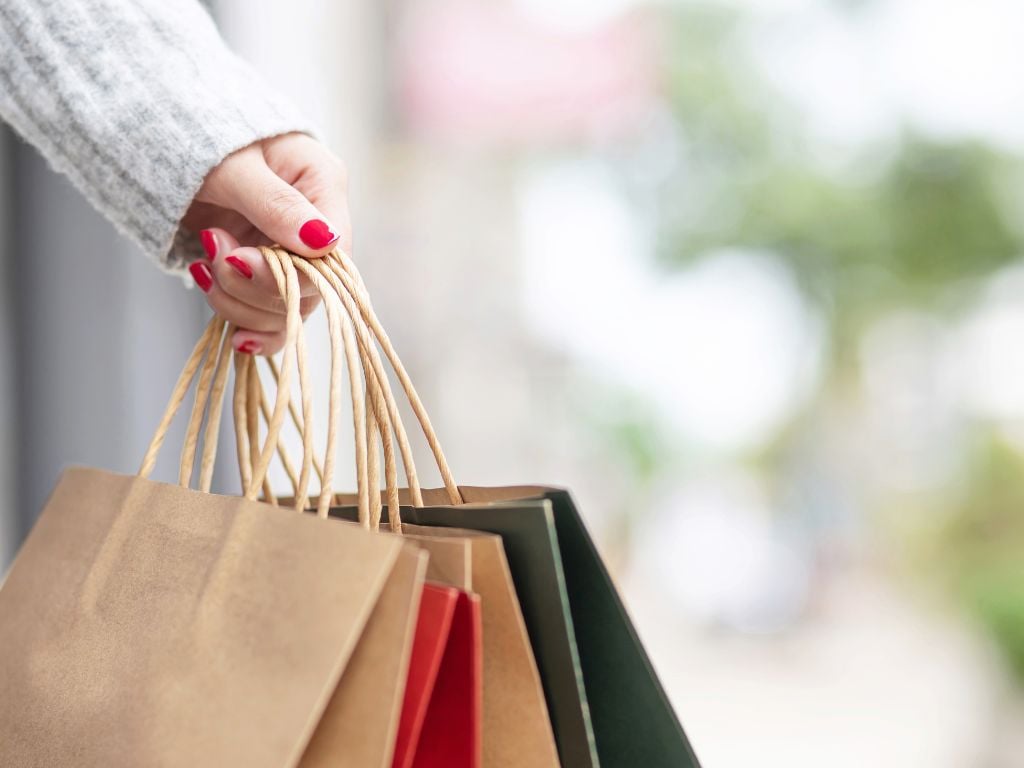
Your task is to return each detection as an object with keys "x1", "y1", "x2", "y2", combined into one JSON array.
[{"x1": 182, "y1": 132, "x2": 350, "y2": 355}]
